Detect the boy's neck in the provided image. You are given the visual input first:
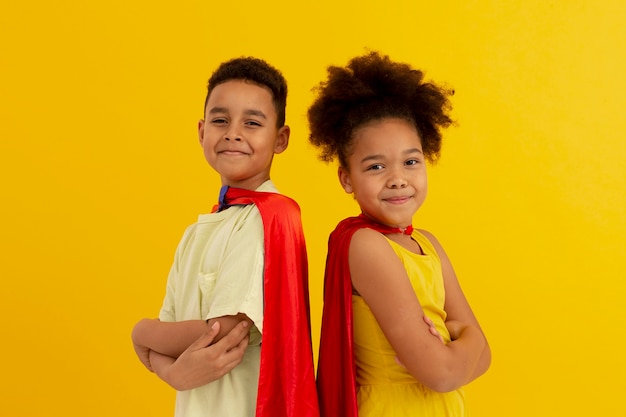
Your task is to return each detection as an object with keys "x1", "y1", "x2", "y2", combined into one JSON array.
[{"x1": 220, "y1": 176, "x2": 271, "y2": 191}]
